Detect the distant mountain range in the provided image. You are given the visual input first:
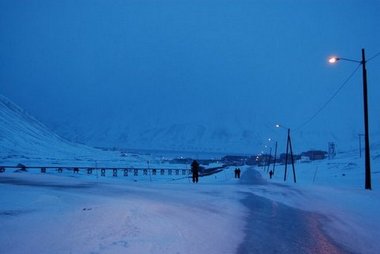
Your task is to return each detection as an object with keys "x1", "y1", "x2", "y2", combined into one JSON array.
[
  {"x1": 44, "y1": 109, "x2": 369, "y2": 155},
  {"x1": 51, "y1": 120, "x2": 264, "y2": 154},
  {"x1": 2, "y1": 94, "x2": 377, "y2": 157},
  {"x1": 50, "y1": 109, "x2": 380, "y2": 155}
]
